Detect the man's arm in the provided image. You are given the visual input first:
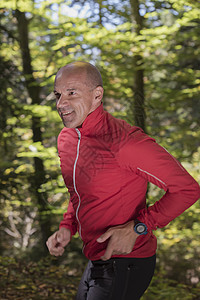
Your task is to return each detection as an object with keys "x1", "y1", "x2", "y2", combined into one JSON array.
[
  {"x1": 118, "y1": 133, "x2": 200, "y2": 231},
  {"x1": 59, "y1": 199, "x2": 78, "y2": 236},
  {"x1": 46, "y1": 198, "x2": 78, "y2": 256},
  {"x1": 97, "y1": 132, "x2": 200, "y2": 260}
]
